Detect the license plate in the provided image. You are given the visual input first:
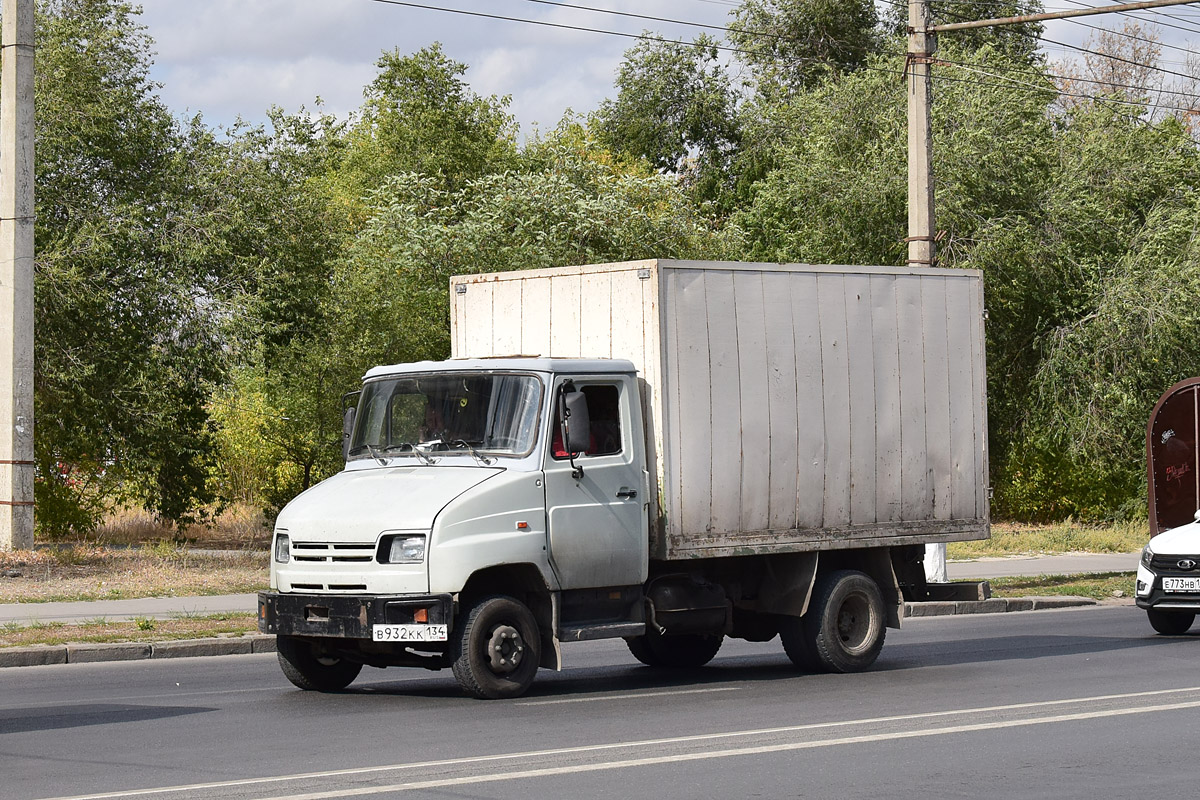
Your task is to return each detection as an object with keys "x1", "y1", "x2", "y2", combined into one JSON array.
[
  {"x1": 372, "y1": 624, "x2": 448, "y2": 642},
  {"x1": 1163, "y1": 577, "x2": 1200, "y2": 593}
]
